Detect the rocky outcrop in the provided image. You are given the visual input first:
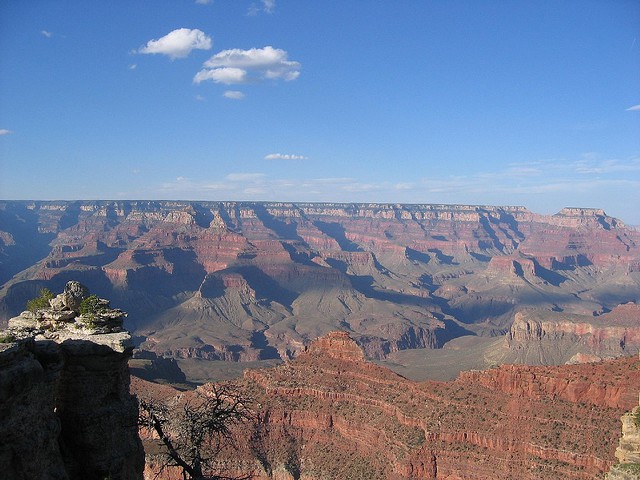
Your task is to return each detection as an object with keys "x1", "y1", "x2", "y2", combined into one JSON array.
[
  {"x1": 304, "y1": 330, "x2": 366, "y2": 361},
  {"x1": 607, "y1": 349, "x2": 640, "y2": 480},
  {"x1": 607, "y1": 403, "x2": 640, "y2": 479},
  {"x1": 614, "y1": 405, "x2": 640, "y2": 465},
  {"x1": 0, "y1": 282, "x2": 144, "y2": 480}
]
